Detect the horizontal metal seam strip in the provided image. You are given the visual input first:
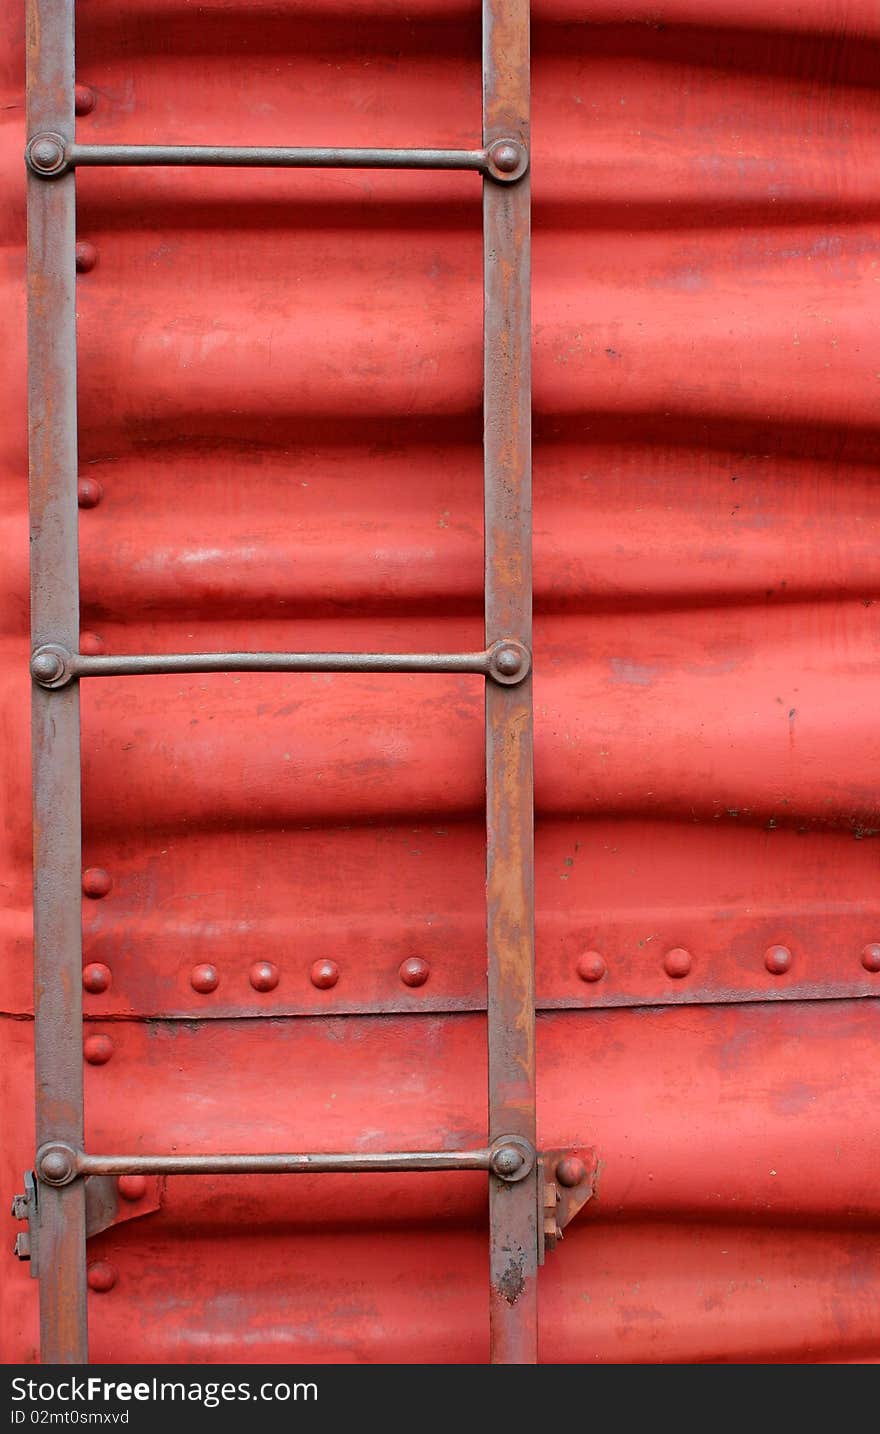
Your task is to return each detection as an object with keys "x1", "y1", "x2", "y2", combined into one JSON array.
[{"x1": 5, "y1": 991, "x2": 879, "y2": 1026}]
